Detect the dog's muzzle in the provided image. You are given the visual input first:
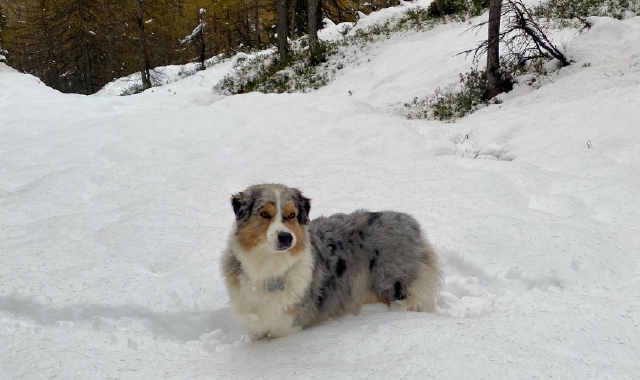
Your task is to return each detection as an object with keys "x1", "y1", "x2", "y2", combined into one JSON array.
[{"x1": 276, "y1": 232, "x2": 293, "y2": 250}]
